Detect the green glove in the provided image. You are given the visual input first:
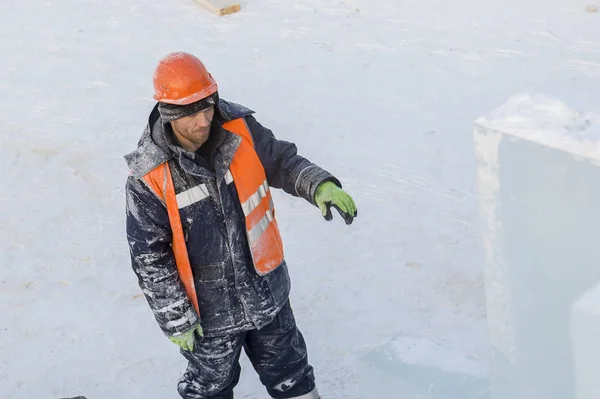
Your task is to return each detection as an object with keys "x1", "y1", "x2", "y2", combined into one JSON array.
[
  {"x1": 169, "y1": 323, "x2": 203, "y2": 351},
  {"x1": 314, "y1": 181, "x2": 357, "y2": 225}
]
